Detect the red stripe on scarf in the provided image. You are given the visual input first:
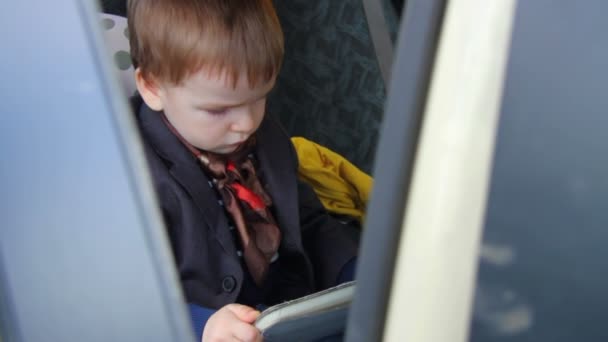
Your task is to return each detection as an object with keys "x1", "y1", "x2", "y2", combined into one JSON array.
[{"x1": 231, "y1": 183, "x2": 265, "y2": 211}]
